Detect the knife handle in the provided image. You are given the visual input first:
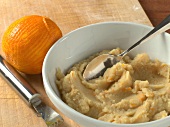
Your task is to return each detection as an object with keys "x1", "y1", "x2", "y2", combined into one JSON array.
[{"x1": 0, "y1": 55, "x2": 40, "y2": 106}]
